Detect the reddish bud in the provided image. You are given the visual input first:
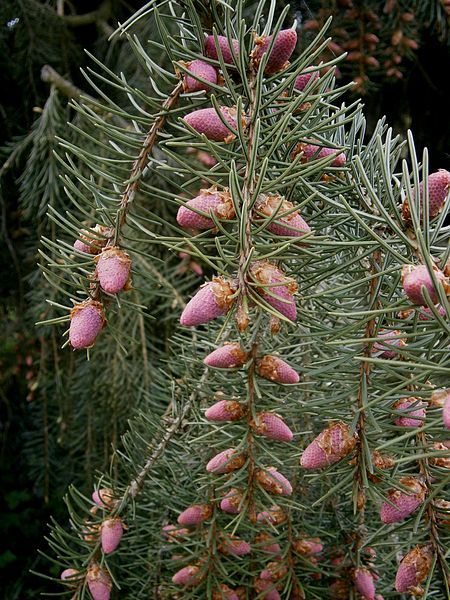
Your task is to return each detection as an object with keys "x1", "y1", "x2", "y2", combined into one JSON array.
[
  {"x1": 380, "y1": 477, "x2": 426, "y2": 524},
  {"x1": 291, "y1": 142, "x2": 346, "y2": 167},
  {"x1": 86, "y1": 565, "x2": 112, "y2": 600},
  {"x1": 184, "y1": 106, "x2": 245, "y2": 142},
  {"x1": 256, "y1": 505, "x2": 286, "y2": 526},
  {"x1": 294, "y1": 70, "x2": 319, "y2": 91},
  {"x1": 220, "y1": 488, "x2": 244, "y2": 514},
  {"x1": 101, "y1": 517, "x2": 123, "y2": 554},
  {"x1": 256, "y1": 355, "x2": 299, "y2": 384},
  {"x1": 292, "y1": 537, "x2": 323, "y2": 556},
  {"x1": 69, "y1": 300, "x2": 105, "y2": 349},
  {"x1": 256, "y1": 467, "x2": 292, "y2": 495},
  {"x1": 60, "y1": 568, "x2": 82, "y2": 585},
  {"x1": 206, "y1": 448, "x2": 245, "y2": 474},
  {"x1": 92, "y1": 488, "x2": 116, "y2": 510},
  {"x1": 205, "y1": 399, "x2": 246, "y2": 422},
  {"x1": 251, "y1": 29, "x2": 297, "y2": 74},
  {"x1": 204, "y1": 342, "x2": 247, "y2": 368},
  {"x1": 393, "y1": 397, "x2": 426, "y2": 427},
  {"x1": 403, "y1": 169, "x2": 450, "y2": 220},
  {"x1": 255, "y1": 193, "x2": 310, "y2": 239},
  {"x1": 180, "y1": 277, "x2": 236, "y2": 327},
  {"x1": 300, "y1": 421, "x2": 357, "y2": 469},
  {"x1": 177, "y1": 503, "x2": 212, "y2": 526},
  {"x1": 395, "y1": 545, "x2": 434, "y2": 594},
  {"x1": 177, "y1": 187, "x2": 235, "y2": 229},
  {"x1": 372, "y1": 329, "x2": 406, "y2": 359},
  {"x1": 250, "y1": 261, "x2": 297, "y2": 321},
  {"x1": 181, "y1": 59, "x2": 218, "y2": 92},
  {"x1": 205, "y1": 35, "x2": 239, "y2": 64},
  {"x1": 219, "y1": 535, "x2": 251, "y2": 556},
  {"x1": 251, "y1": 412, "x2": 293, "y2": 442},
  {"x1": 402, "y1": 264, "x2": 448, "y2": 306},
  {"x1": 172, "y1": 564, "x2": 201, "y2": 587},
  {"x1": 354, "y1": 568, "x2": 376, "y2": 600},
  {"x1": 95, "y1": 247, "x2": 131, "y2": 294}
]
